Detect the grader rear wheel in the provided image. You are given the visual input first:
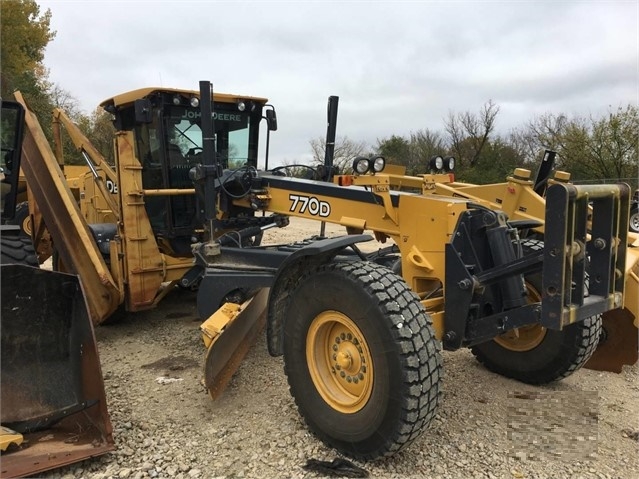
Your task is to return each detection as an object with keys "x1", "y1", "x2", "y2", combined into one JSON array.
[
  {"x1": 471, "y1": 239, "x2": 601, "y2": 384},
  {"x1": 492, "y1": 285, "x2": 547, "y2": 352},
  {"x1": 9, "y1": 202, "x2": 32, "y2": 238},
  {"x1": 283, "y1": 261, "x2": 442, "y2": 460}
]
